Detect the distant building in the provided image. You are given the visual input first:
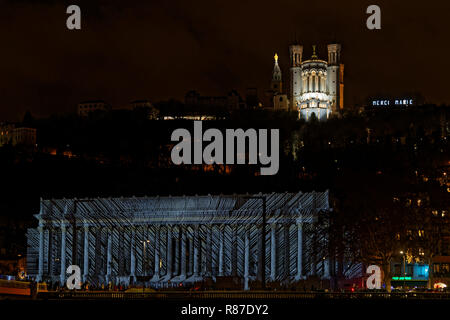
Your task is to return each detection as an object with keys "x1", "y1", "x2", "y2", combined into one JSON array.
[
  {"x1": 12, "y1": 127, "x2": 36, "y2": 146},
  {"x1": 77, "y1": 100, "x2": 110, "y2": 117},
  {"x1": 0, "y1": 123, "x2": 14, "y2": 146},
  {"x1": 432, "y1": 255, "x2": 450, "y2": 289},
  {"x1": 184, "y1": 90, "x2": 241, "y2": 110},
  {"x1": 289, "y1": 44, "x2": 344, "y2": 120},
  {"x1": 130, "y1": 99, "x2": 152, "y2": 109},
  {"x1": 0, "y1": 124, "x2": 36, "y2": 147},
  {"x1": 129, "y1": 100, "x2": 159, "y2": 119}
]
